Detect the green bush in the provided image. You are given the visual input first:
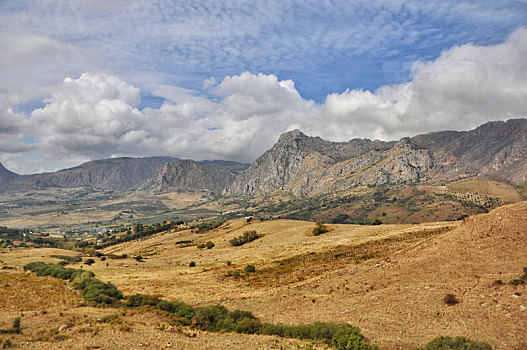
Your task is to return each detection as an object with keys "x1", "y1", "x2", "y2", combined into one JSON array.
[
  {"x1": 79, "y1": 278, "x2": 123, "y2": 304},
  {"x1": 192, "y1": 304, "x2": 229, "y2": 331},
  {"x1": 23, "y1": 262, "x2": 93, "y2": 281},
  {"x1": 422, "y1": 336, "x2": 492, "y2": 350},
  {"x1": 244, "y1": 265, "x2": 256, "y2": 273},
  {"x1": 229, "y1": 230, "x2": 262, "y2": 246},
  {"x1": 84, "y1": 258, "x2": 95, "y2": 266},
  {"x1": 11, "y1": 318, "x2": 20, "y2": 334},
  {"x1": 331, "y1": 324, "x2": 376, "y2": 350},
  {"x1": 125, "y1": 294, "x2": 159, "y2": 307},
  {"x1": 312, "y1": 221, "x2": 328, "y2": 236},
  {"x1": 234, "y1": 317, "x2": 262, "y2": 334}
]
